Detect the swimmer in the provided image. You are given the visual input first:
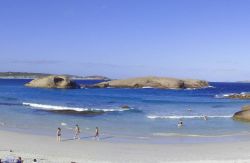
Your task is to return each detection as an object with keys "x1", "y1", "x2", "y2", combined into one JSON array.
[{"x1": 177, "y1": 120, "x2": 184, "y2": 127}]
